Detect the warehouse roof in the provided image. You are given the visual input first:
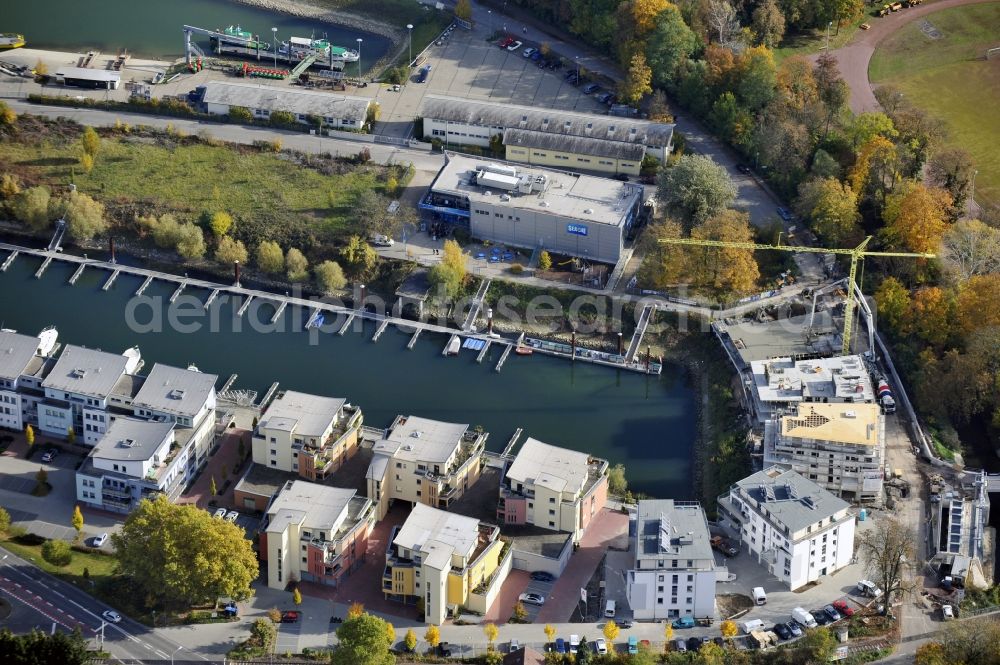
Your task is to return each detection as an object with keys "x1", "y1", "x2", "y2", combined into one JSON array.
[
  {"x1": 503, "y1": 128, "x2": 646, "y2": 162},
  {"x1": 132, "y1": 363, "x2": 217, "y2": 418},
  {"x1": 44, "y1": 345, "x2": 130, "y2": 399},
  {"x1": 422, "y1": 94, "x2": 674, "y2": 147},
  {"x1": 431, "y1": 153, "x2": 641, "y2": 227},
  {"x1": 200, "y1": 81, "x2": 370, "y2": 123},
  {"x1": 0, "y1": 330, "x2": 40, "y2": 381},
  {"x1": 259, "y1": 390, "x2": 346, "y2": 437}
]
